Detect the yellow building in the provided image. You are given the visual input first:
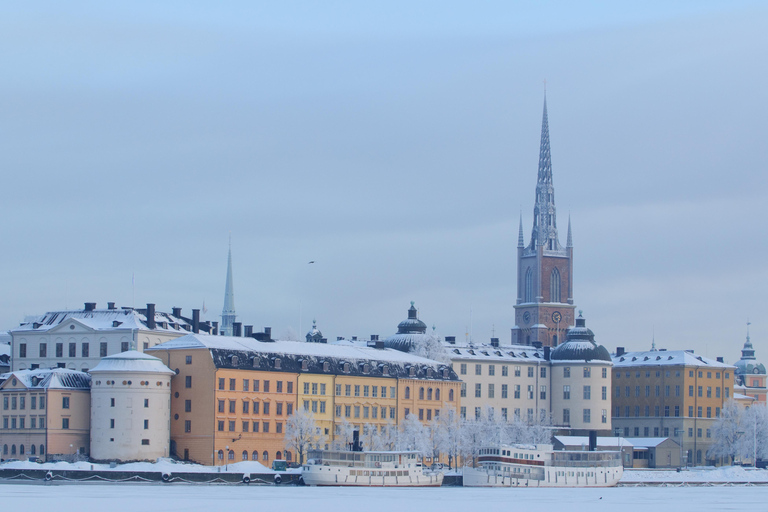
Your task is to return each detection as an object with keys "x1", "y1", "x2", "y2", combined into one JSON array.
[
  {"x1": 147, "y1": 333, "x2": 460, "y2": 466},
  {"x1": 612, "y1": 348, "x2": 734, "y2": 466},
  {"x1": 1, "y1": 368, "x2": 91, "y2": 461}
]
